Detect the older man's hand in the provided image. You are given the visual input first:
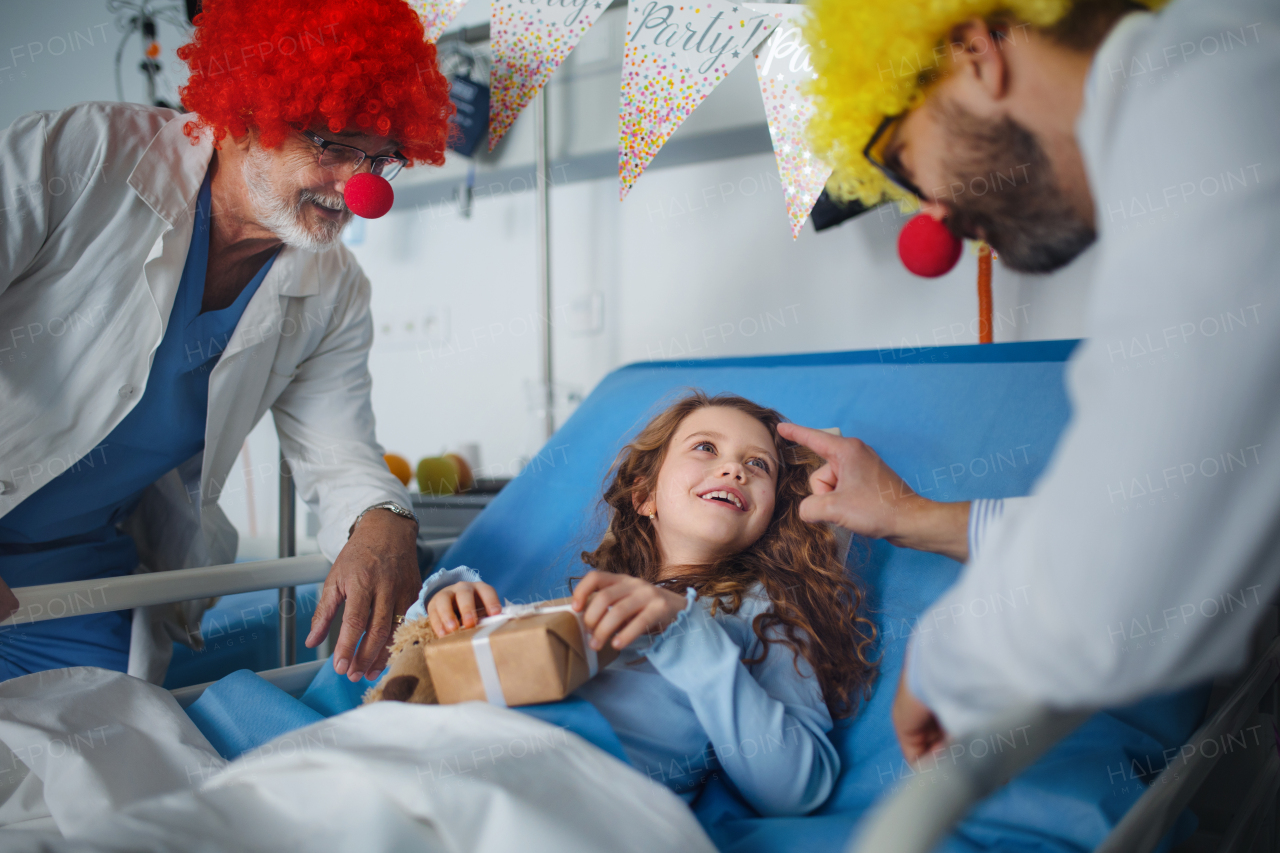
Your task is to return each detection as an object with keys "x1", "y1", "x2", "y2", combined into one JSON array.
[
  {"x1": 776, "y1": 423, "x2": 971, "y2": 562},
  {"x1": 305, "y1": 508, "x2": 420, "y2": 681}
]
